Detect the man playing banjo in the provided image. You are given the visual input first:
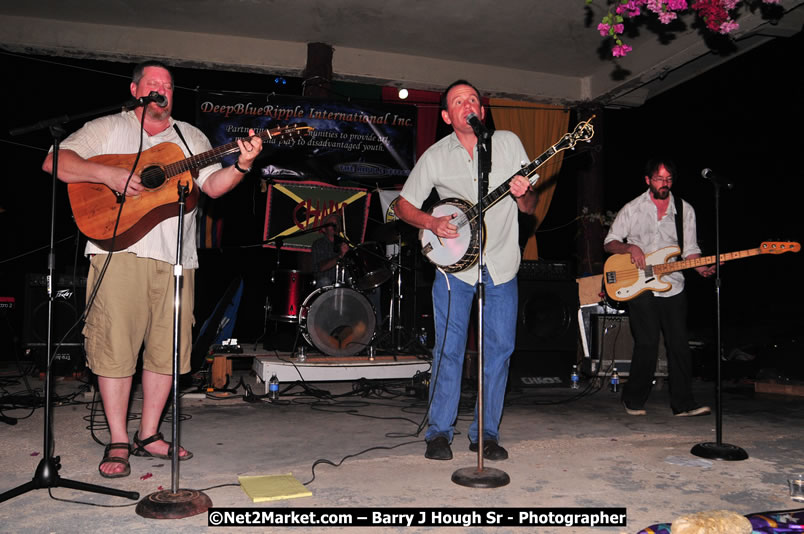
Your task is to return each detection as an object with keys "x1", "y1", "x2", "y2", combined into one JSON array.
[{"x1": 394, "y1": 80, "x2": 538, "y2": 462}]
